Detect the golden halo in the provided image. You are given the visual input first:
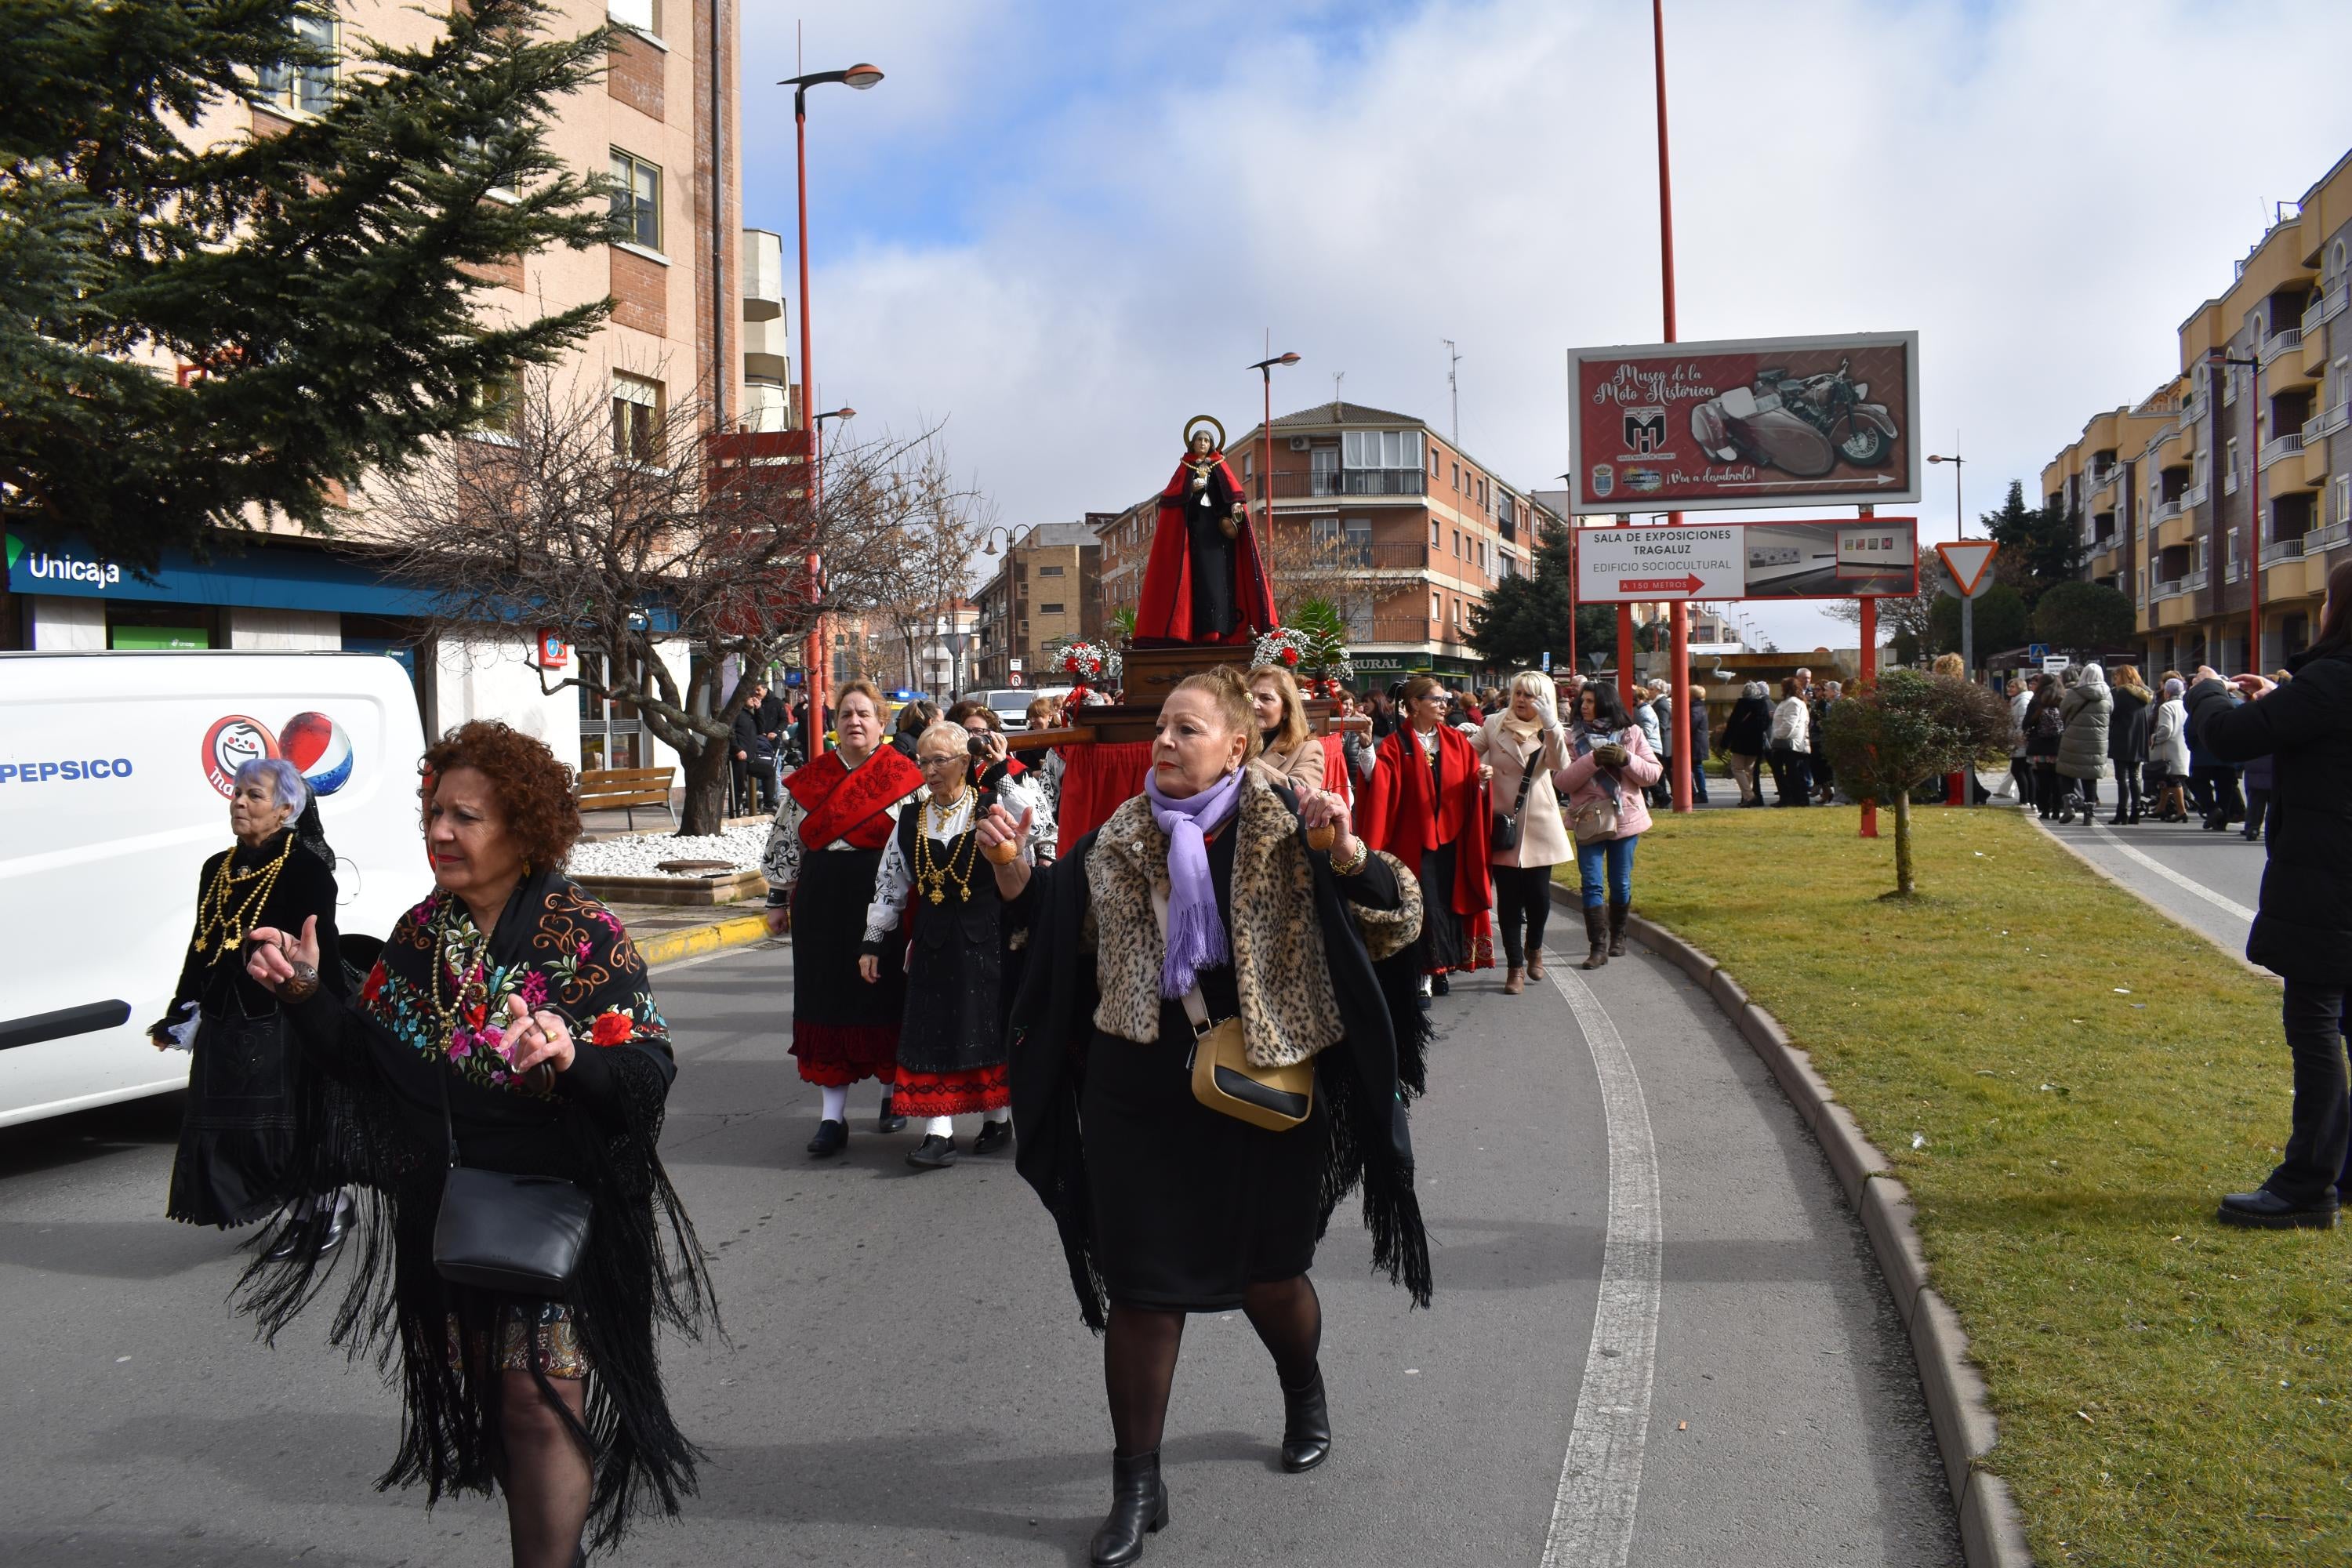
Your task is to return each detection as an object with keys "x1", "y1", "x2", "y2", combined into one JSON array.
[{"x1": 1183, "y1": 414, "x2": 1226, "y2": 452}]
